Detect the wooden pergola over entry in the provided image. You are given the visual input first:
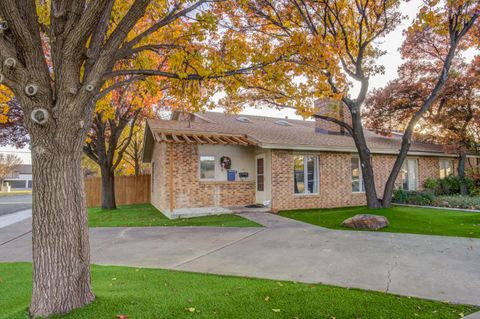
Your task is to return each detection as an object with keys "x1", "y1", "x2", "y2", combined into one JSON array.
[
  {"x1": 152, "y1": 130, "x2": 257, "y2": 212},
  {"x1": 154, "y1": 131, "x2": 257, "y2": 146}
]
